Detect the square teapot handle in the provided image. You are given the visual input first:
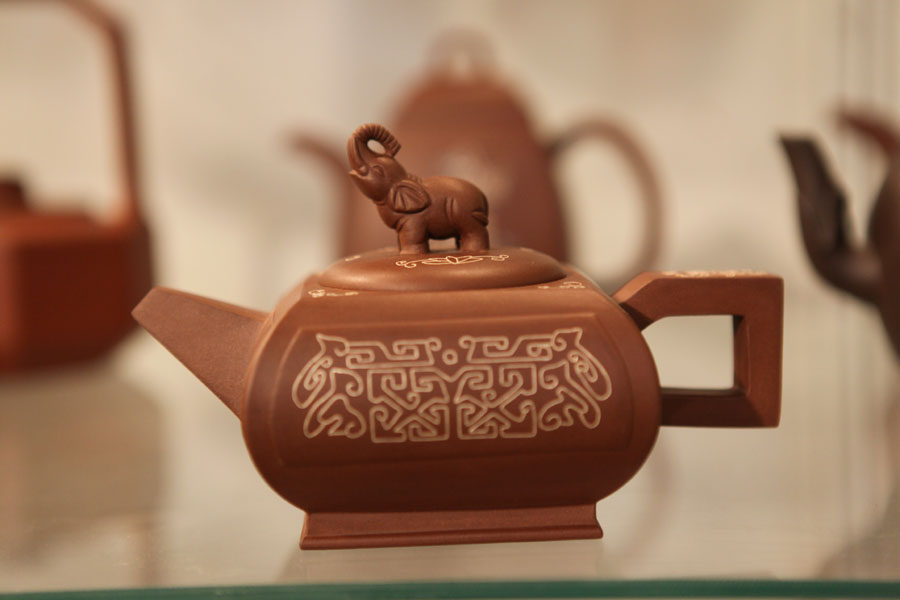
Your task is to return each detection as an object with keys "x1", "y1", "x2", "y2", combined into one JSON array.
[{"x1": 613, "y1": 271, "x2": 783, "y2": 427}]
